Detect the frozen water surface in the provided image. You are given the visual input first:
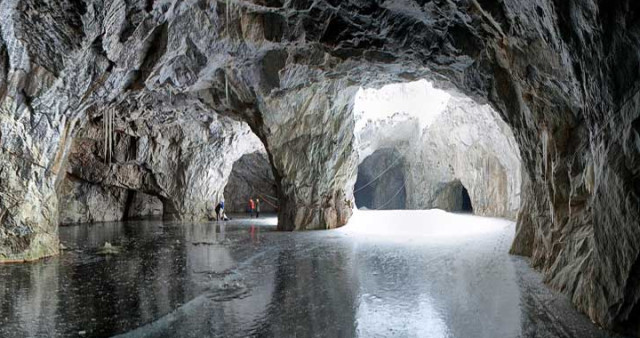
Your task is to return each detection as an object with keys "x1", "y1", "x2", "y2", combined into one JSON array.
[{"x1": 0, "y1": 210, "x2": 626, "y2": 337}]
